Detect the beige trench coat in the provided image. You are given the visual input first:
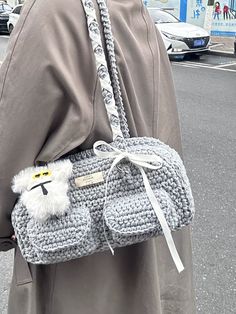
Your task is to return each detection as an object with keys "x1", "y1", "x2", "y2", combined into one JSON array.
[{"x1": 0, "y1": 0, "x2": 195, "y2": 313}]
